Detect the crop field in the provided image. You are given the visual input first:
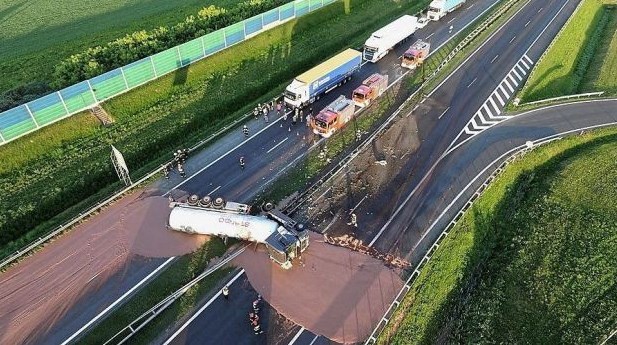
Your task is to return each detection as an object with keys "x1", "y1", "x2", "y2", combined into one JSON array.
[
  {"x1": 0, "y1": 0, "x2": 243, "y2": 93},
  {"x1": 519, "y1": 0, "x2": 617, "y2": 102},
  {"x1": 379, "y1": 127, "x2": 617, "y2": 344},
  {"x1": 0, "y1": 0, "x2": 430, "y2": 259}
]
